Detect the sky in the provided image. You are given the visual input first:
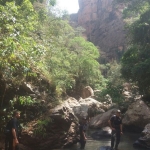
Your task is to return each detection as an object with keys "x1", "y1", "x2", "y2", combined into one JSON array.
[{"x1": 57, "y1": 0, "x2": 79, "y2": 14}]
